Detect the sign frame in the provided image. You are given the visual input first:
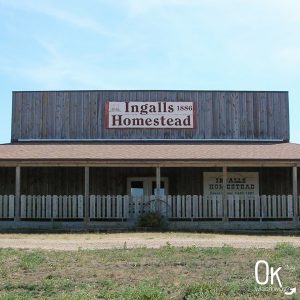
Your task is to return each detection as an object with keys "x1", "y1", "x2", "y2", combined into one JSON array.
[
  {"x1": 203, "y1": 172, "x2": 259, "y2": 197},
  {"x1": 105, "y1": 101, "x2": 195, "y2": 129}
]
